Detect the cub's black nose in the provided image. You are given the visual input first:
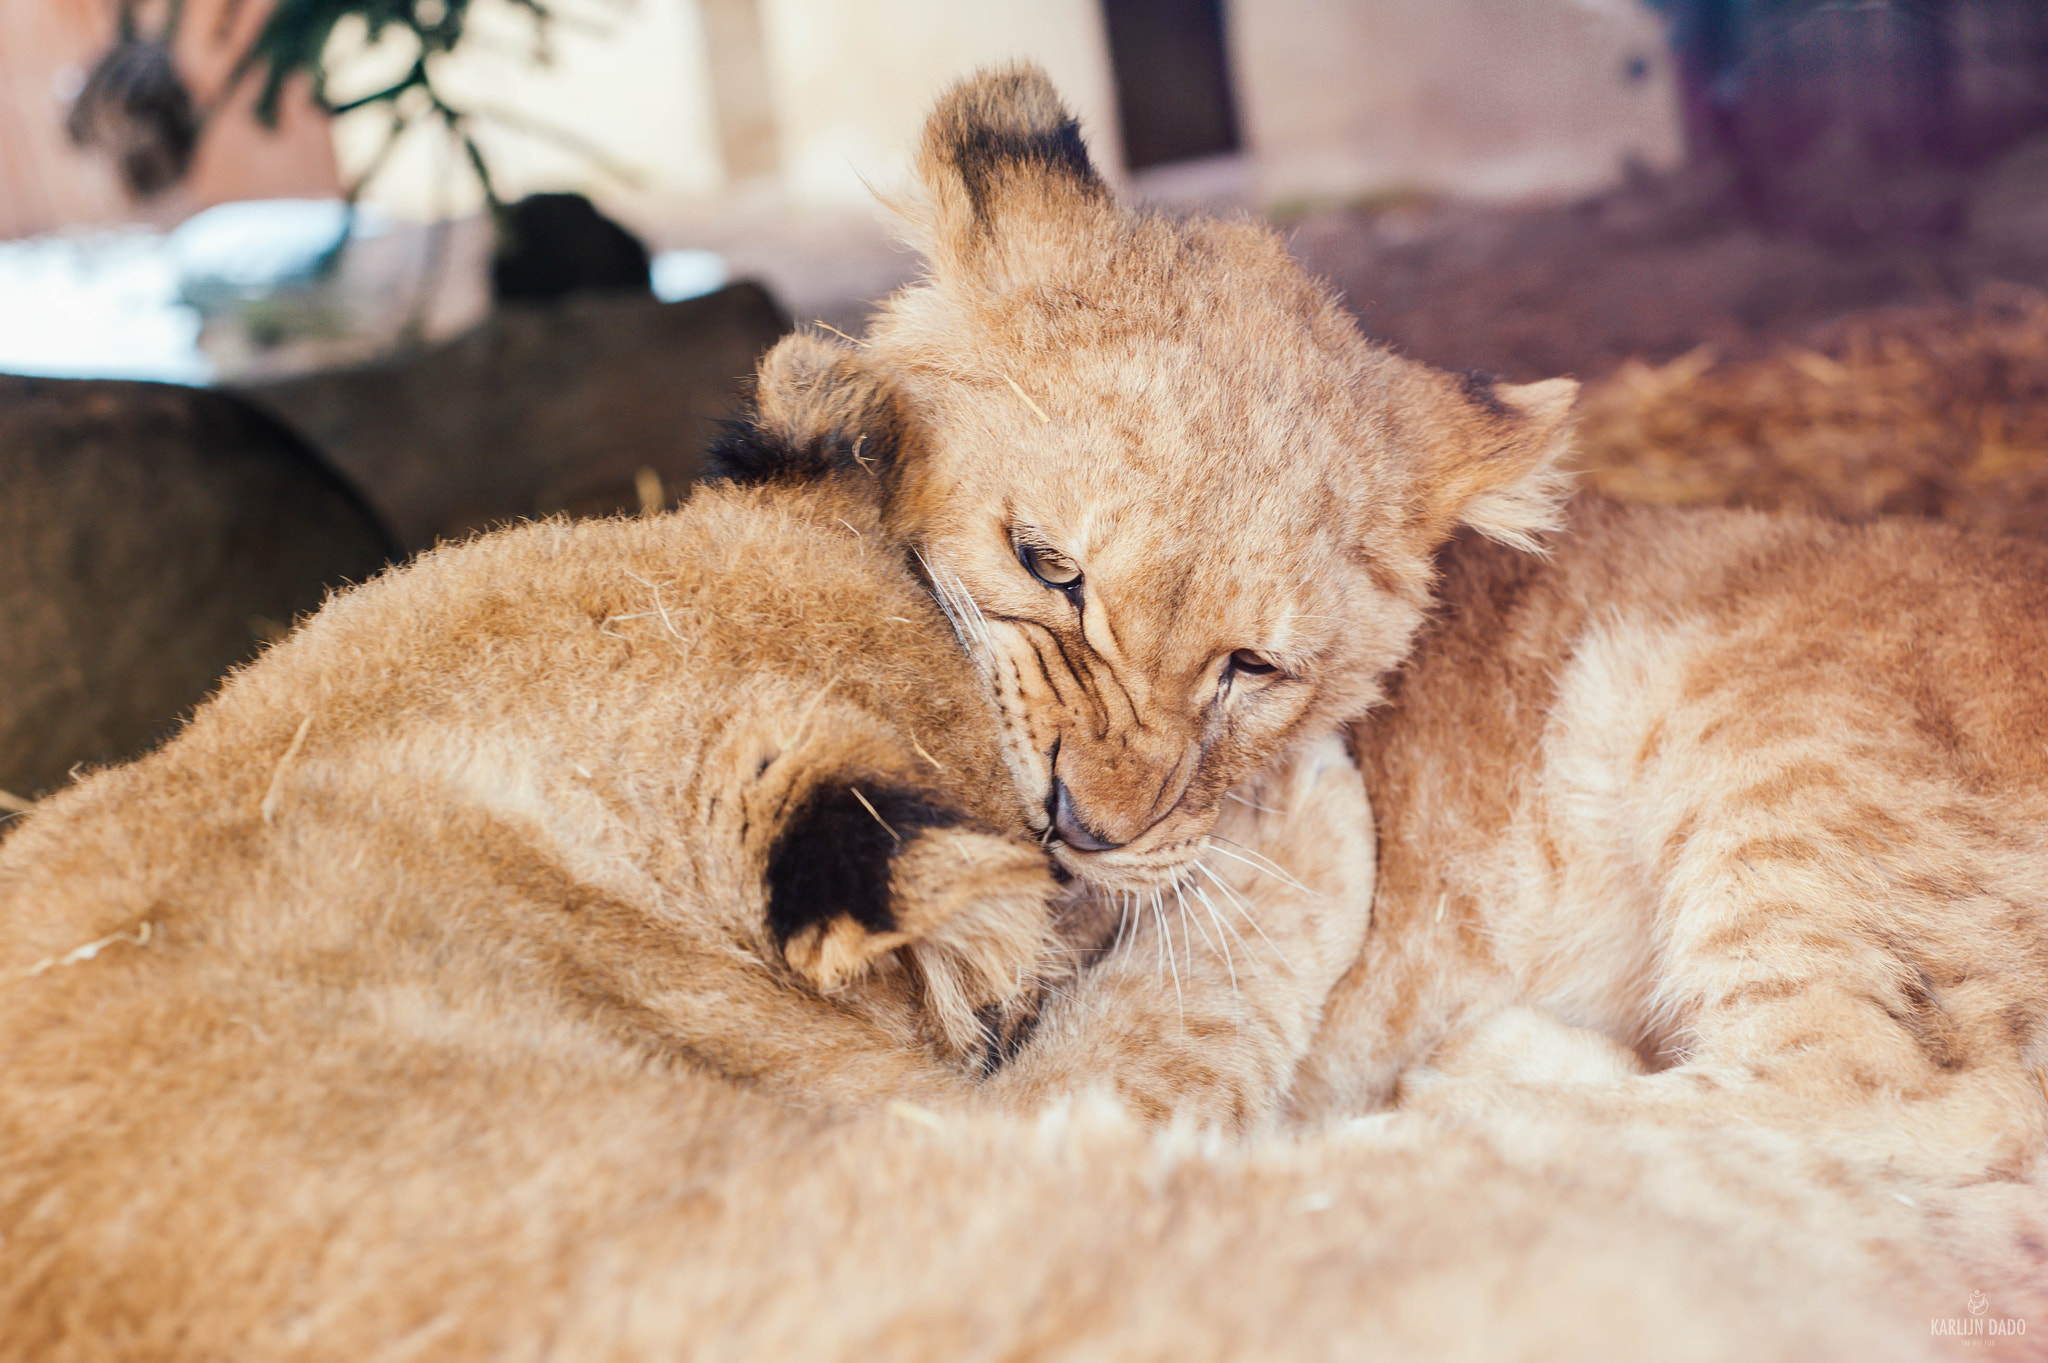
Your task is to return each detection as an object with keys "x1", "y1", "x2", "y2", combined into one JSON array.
[{"x1": 1050, "y1": 778, "x2": 1124, "y2": 852}]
